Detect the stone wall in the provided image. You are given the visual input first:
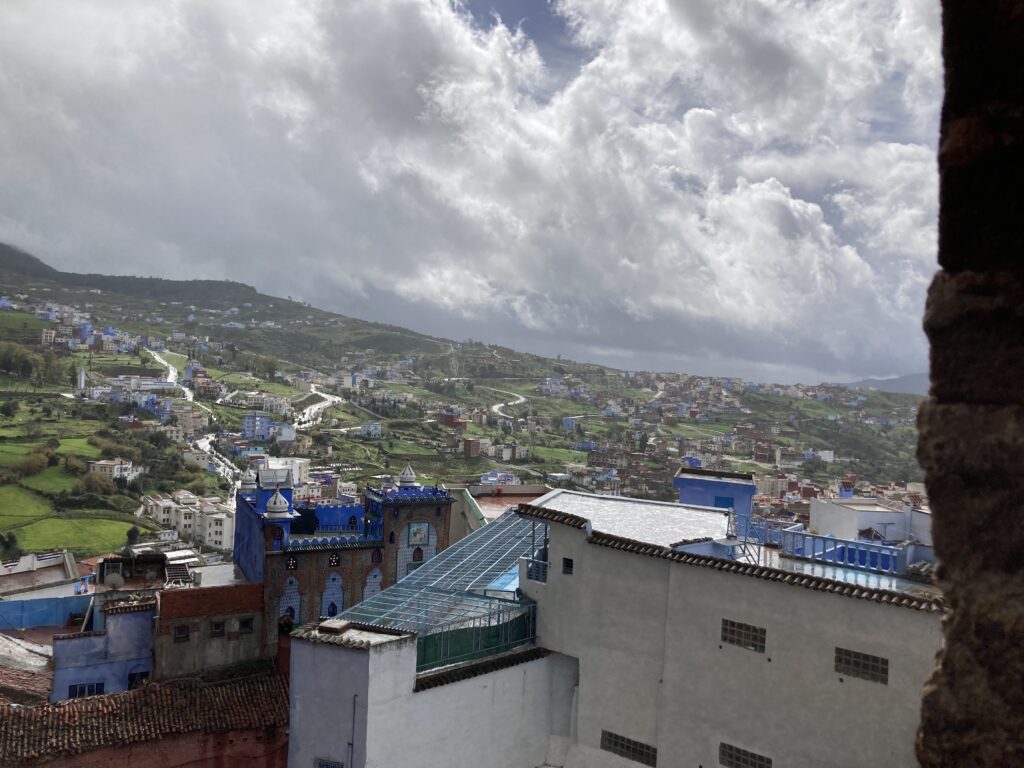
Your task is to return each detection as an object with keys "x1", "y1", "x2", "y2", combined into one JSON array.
[{"x1": 916, "y1": 2, "x2": 1024, "y2": 765}]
